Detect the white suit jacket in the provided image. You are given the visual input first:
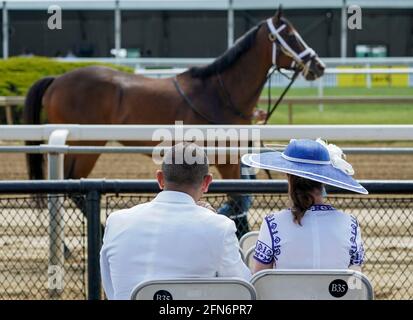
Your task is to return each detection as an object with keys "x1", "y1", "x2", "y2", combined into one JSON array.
[{"x1": 100, "y1": 190, "x2": 251, "y2": 300}]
